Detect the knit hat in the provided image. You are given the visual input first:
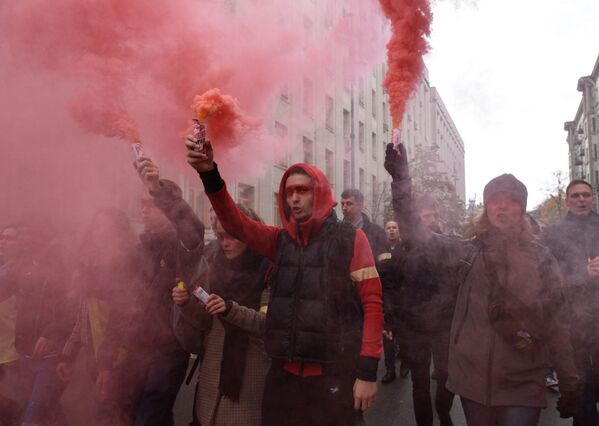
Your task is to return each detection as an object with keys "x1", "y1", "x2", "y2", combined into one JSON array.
[{"x1": 483, "y1": 174, "x2": 528, "y2": 211}]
